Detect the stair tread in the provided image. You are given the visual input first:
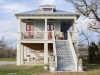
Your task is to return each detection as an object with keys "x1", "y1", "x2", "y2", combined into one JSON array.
[{"x1": 55, "y1": 40, "x2": 75, "y2": 71}]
